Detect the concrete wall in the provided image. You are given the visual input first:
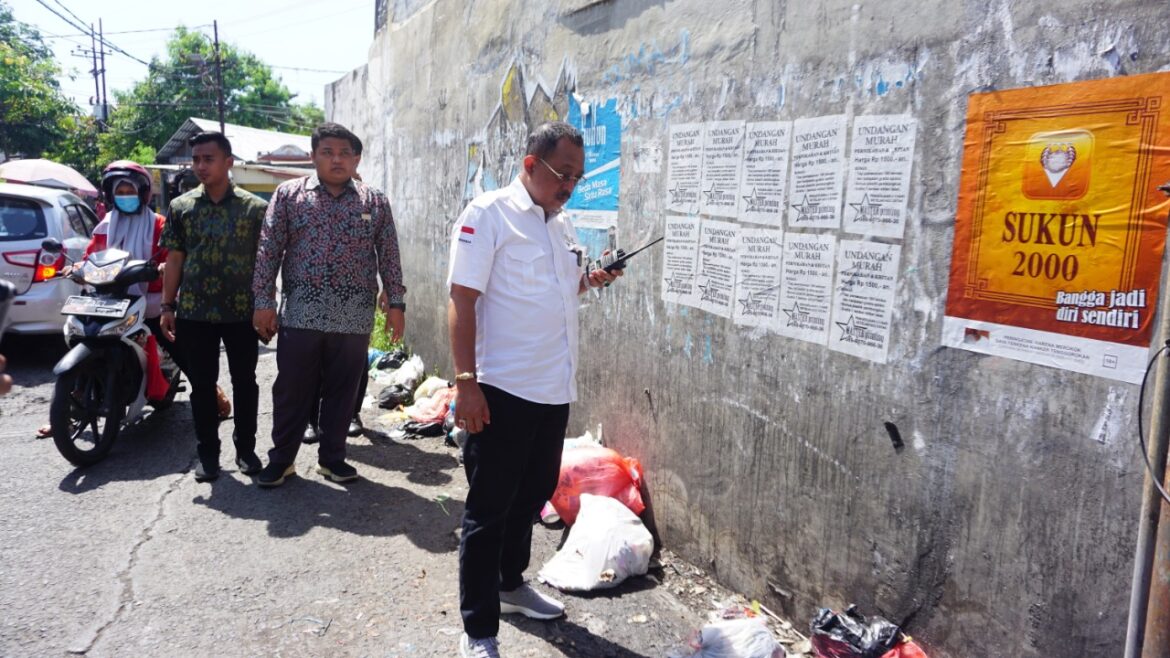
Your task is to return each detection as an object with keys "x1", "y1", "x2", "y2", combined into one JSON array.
[{"x1": 327, "y1": 2, "x2": 1170, "y2": 655}]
